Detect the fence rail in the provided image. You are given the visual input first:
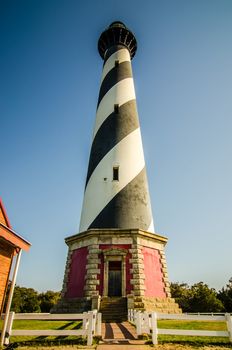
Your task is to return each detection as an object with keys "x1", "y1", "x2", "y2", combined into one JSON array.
[
  {"x1": 1, "y1": 311, "x2": 101, "y2": 346},
  {"x1": 128, "y1": 309, "x2": 232, "y2": 345},
  {"x1": 184, "y1": 312, "x2": 232, "y2": 316}
]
